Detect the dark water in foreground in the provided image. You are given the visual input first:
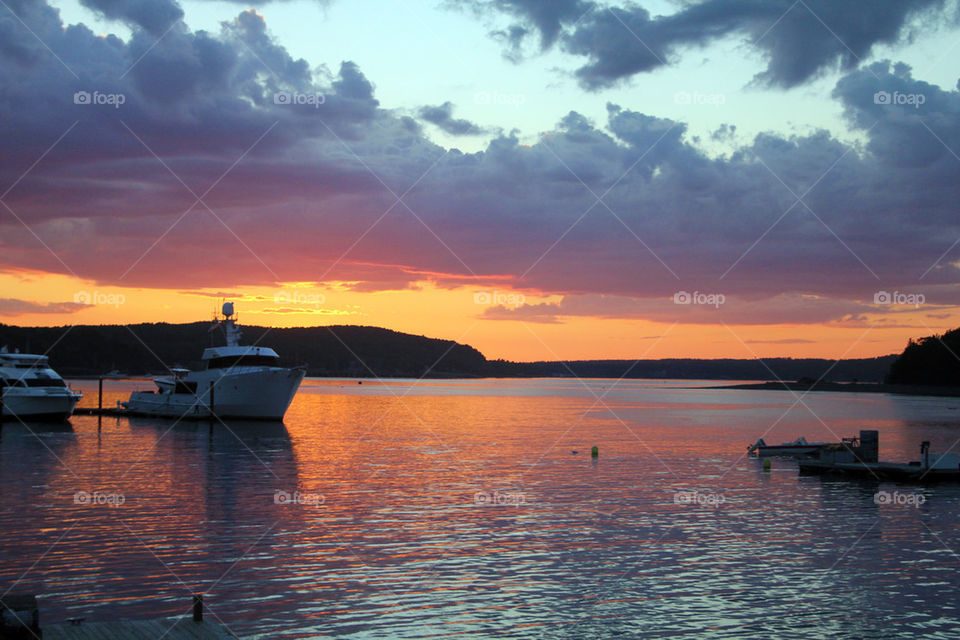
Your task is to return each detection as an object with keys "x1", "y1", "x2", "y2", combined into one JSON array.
[{"x1": 1, "y1": 378, "x2": 959, "y2": 638}]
